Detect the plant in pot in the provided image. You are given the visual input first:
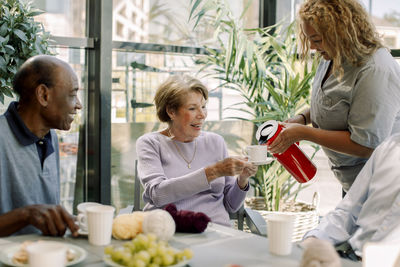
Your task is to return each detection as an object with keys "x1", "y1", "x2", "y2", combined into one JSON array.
[
  {"x1": 0, "y1": 0, "x2": 52, "y2": 104},
  {"x1": 189, "y1": 0, "x2": 320, "y2": 240}
]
